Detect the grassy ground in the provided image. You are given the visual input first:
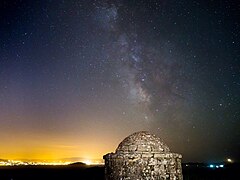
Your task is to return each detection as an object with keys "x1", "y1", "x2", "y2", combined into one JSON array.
[
  {"x1": 182, "y1": 164, "x2": 239, "y2": 180},
  {"x1": 0, "y1": 164, "x2": 239, "y2": 180},
  {"x1": 0, "y1": 165, "x2": 104, "y2": 180}
]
